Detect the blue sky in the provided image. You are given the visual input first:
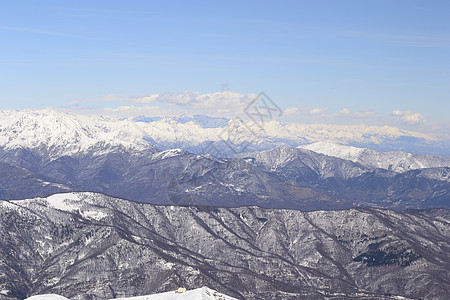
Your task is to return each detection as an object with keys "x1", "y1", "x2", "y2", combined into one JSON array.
[{"x1": 0, "y1": 1, "x2": 449, "y2": 133}]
